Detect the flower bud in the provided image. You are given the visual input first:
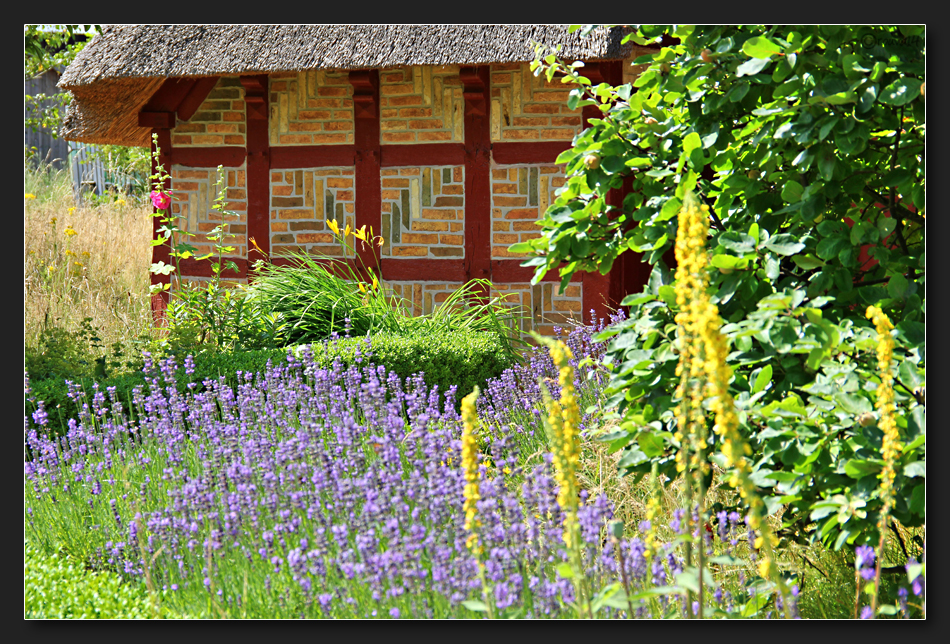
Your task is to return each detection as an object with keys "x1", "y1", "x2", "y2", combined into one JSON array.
[
  {"x1": 856, "y1": 411, "x2": 876, "y2": 427},
  {"x1": 583, "y1": 154, "x2": 601, "y2": 170}
]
